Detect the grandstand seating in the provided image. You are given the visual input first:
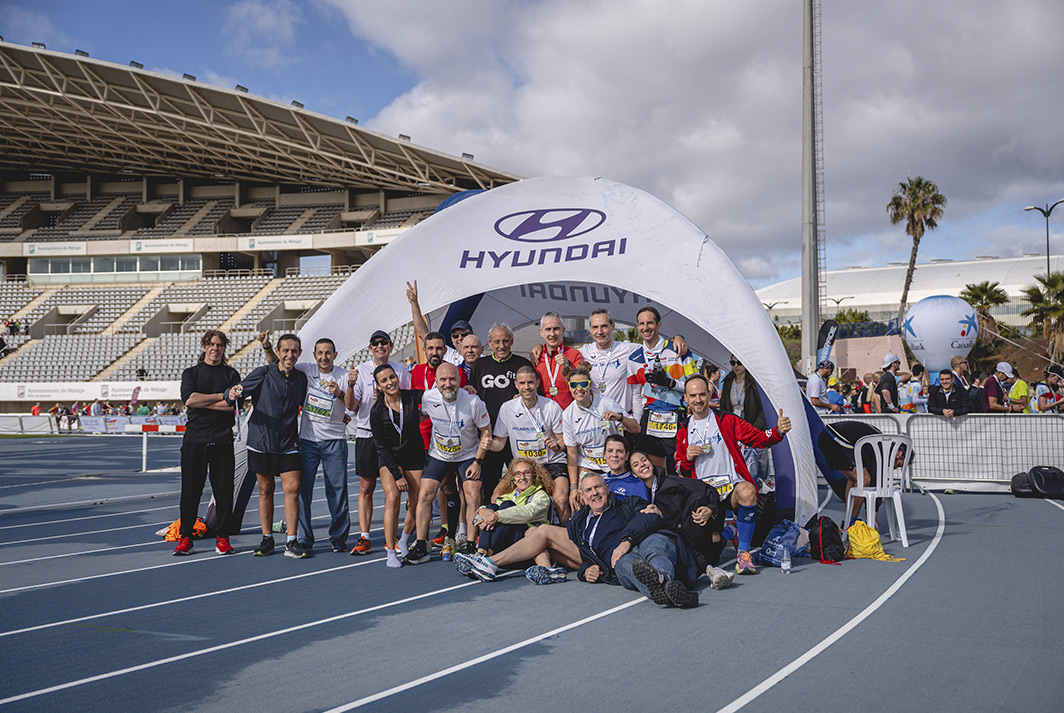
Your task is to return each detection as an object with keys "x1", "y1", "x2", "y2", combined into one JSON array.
[
  {"x1": 0, "y1": 333, "x2": 143, "y2": 382},
  {"x1": 118, "y1": 275, "x2": 271, "y2": 333},
  {"x1": 17, "y1": 286, "x2": 152, "y2": 335},
  {"x1": 32, "y1": 196, "x2": 119, "y2": 240},
  {"x1": 228, "y1": 273, "x2": 350, "y2": 334},
  {"x1": 108, "y1": 331, "x2": 259, "y2": 382},
  {"x1": 0, "y1": 280, "x2": 45, "y2": 320}
]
